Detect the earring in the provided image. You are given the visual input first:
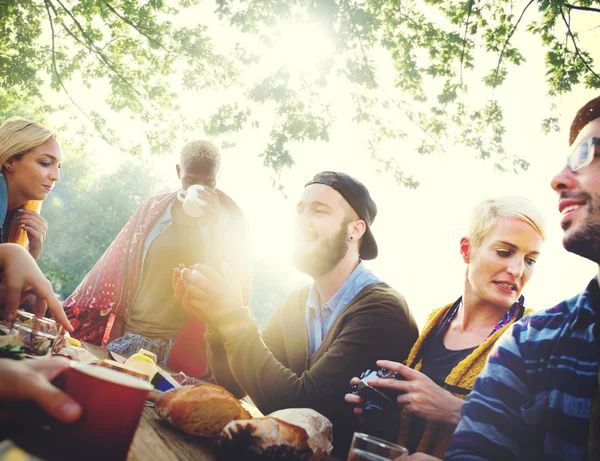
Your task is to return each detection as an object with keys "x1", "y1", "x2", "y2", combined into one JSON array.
[
  {"x1": 349, "y1": 236, "x2": 354, "y2": 241},
  {"x1": 4, "y1": 165, "x2": 12, "y2": 171}
]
